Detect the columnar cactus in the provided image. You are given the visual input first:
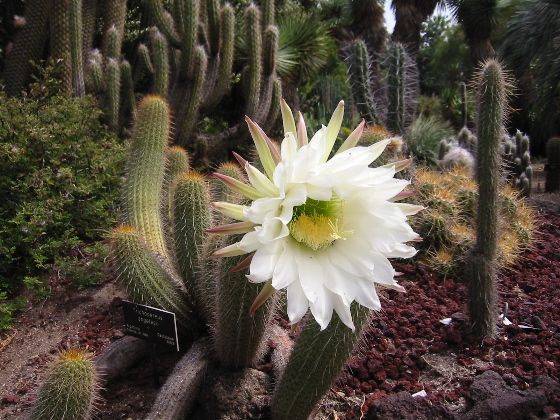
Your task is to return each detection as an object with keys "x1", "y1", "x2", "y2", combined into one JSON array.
[
  {"x1": 69, "y1": 0, "x2": 85, "y2": 97},
  {"x1": 546, "y1": 137, "x2": 560, "y2": 192},
  {"x1": 347, "y1": 39, "x2": 382, "y2": 125},
  {"x1": 3, "y1": 0, "x2": 51, "y2": 96},
  {"x1": 50, "y1": 0, "x2": 73, "y2": 95},
  {"x1": 385, "y1": 42, "x2": 416, "y2": 135},
  {"x1": 30, "y1": 349, "x2": 99, "y2": 420},
  {"x1": 503, "y1": 130, "x2": 533, "y2": 196},
  {"x1": 467, "y1": 59, "x2": 509, "y2": 338},
  {"x1": 146, "y1": 0, "x2": 281, "y2": 152},
  {"x1": 271, "y1": 306, "x2": 370, "y2": 420}
]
